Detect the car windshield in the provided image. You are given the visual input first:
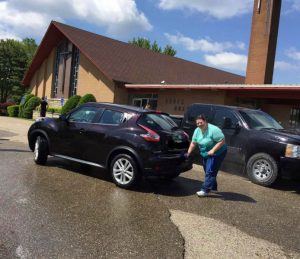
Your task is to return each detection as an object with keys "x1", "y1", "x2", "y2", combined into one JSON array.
[
  {"x1": 138, "y1": 113, "x2": 177, "y2": 131},
  {"x1": 239, "y1": 110, "x2": 283, "y2": 130}
]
